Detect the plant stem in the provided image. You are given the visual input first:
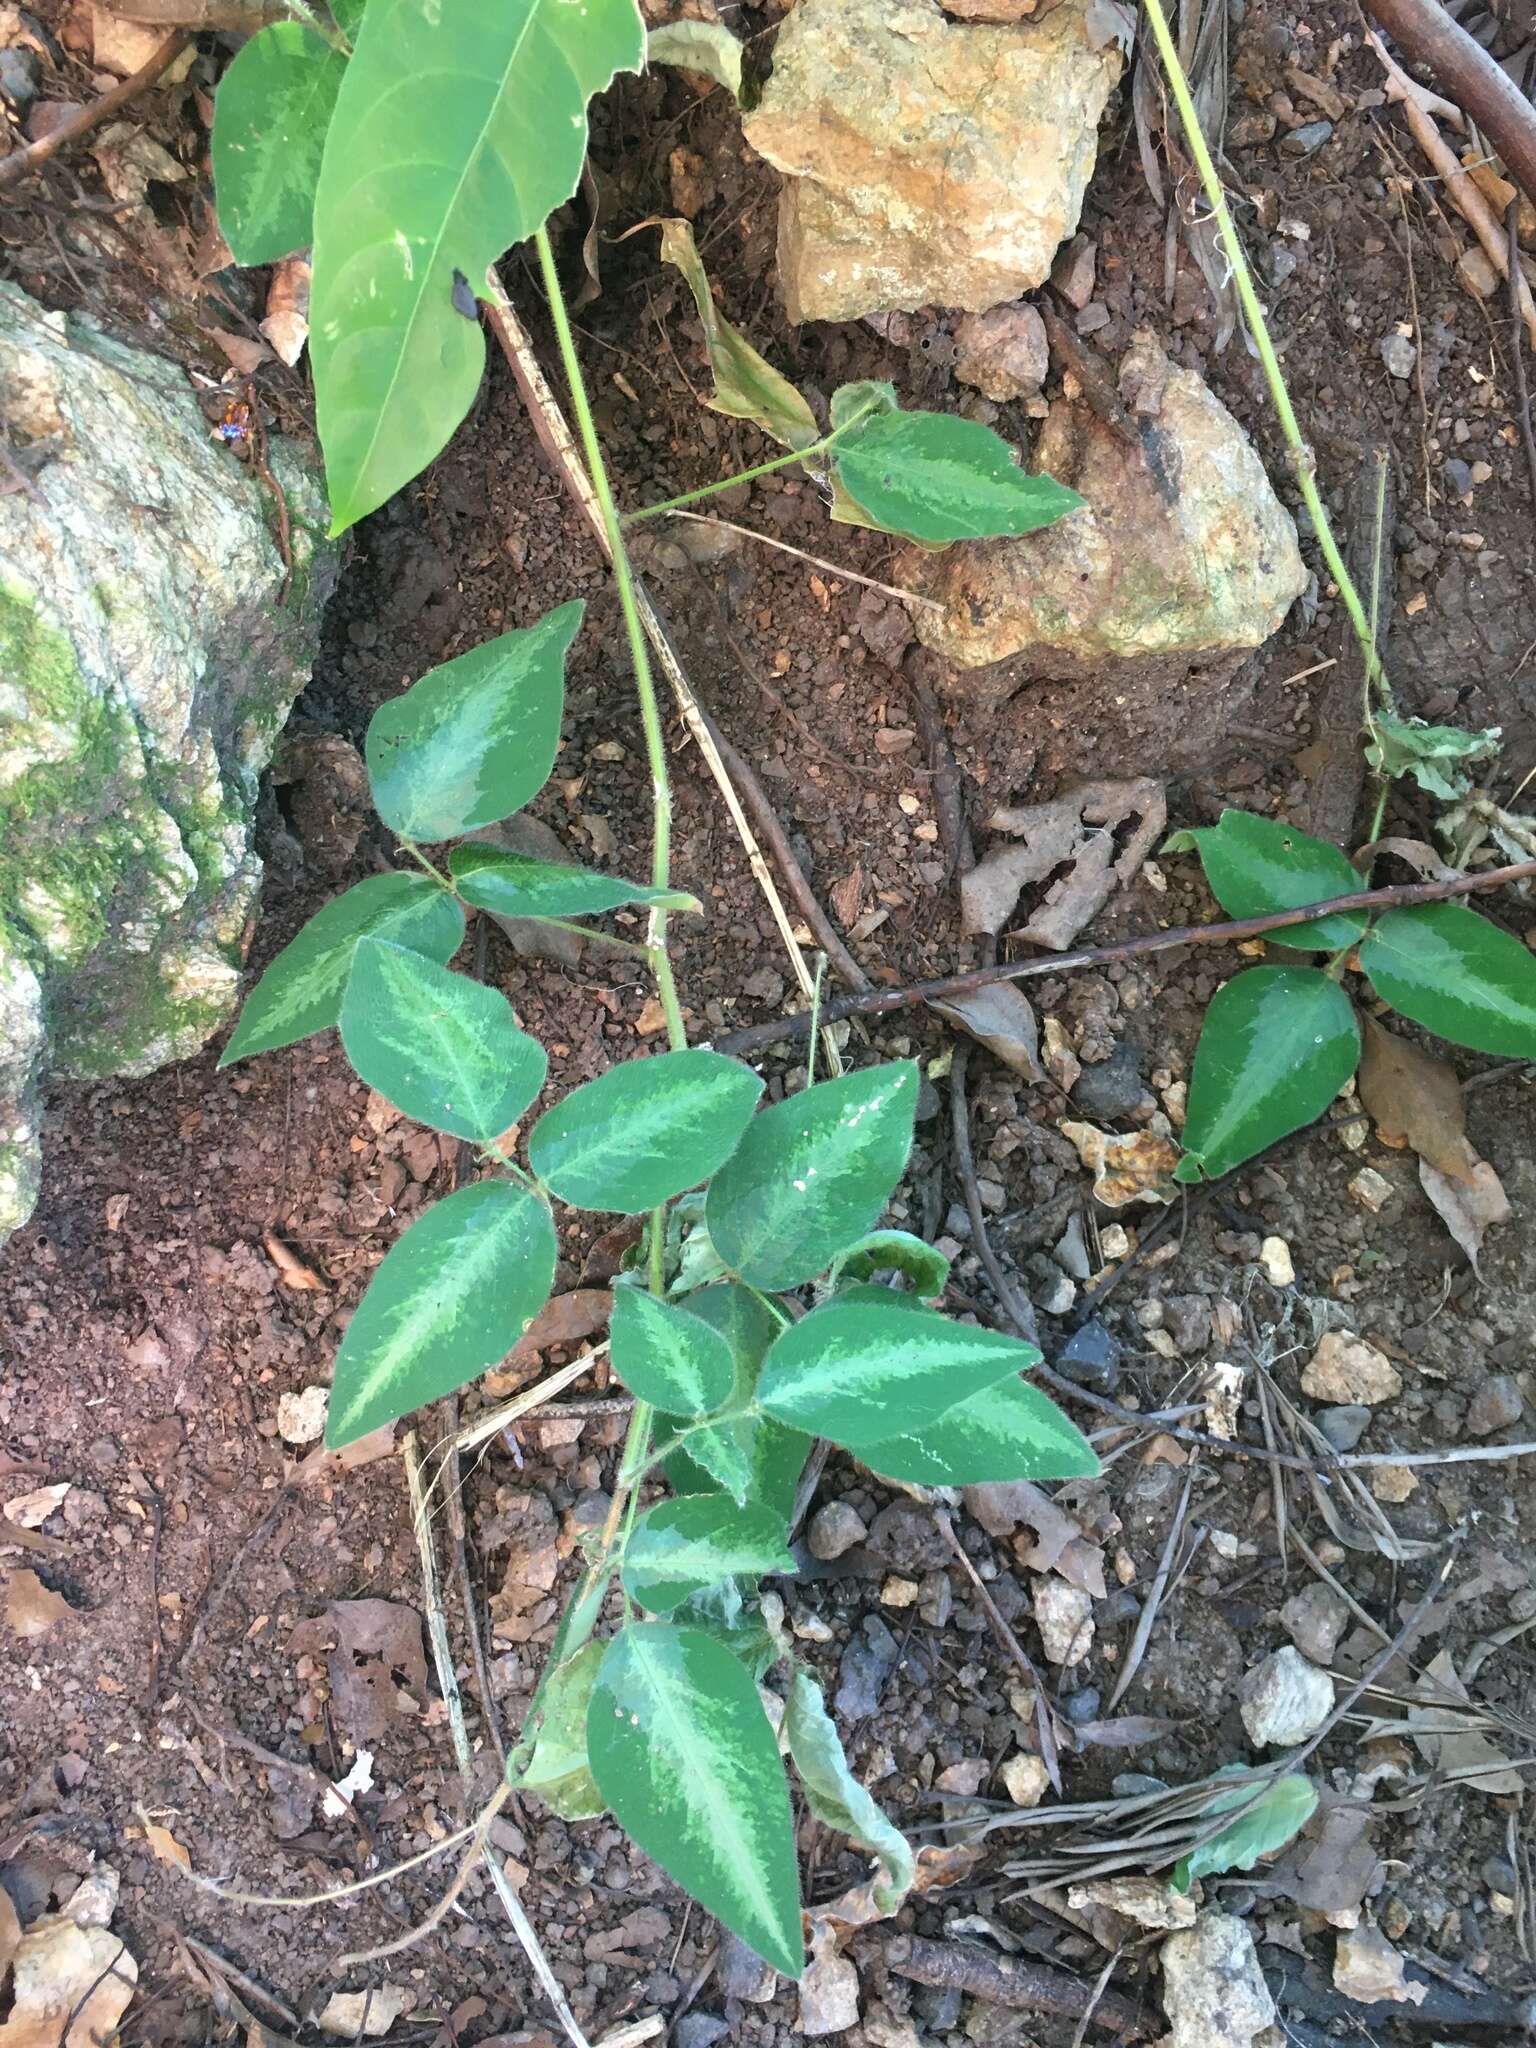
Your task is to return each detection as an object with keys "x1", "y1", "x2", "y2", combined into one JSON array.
[
  {"x1": 1139, "y1": 0, "x2": 1395, "y2": 716},
  {"x1": 531, "y1": 916, "x2": 654, "y2": 956},
  {"x1": 534, "y1": 226, "x2": 687, "y2": 1054},
  {"x1": 625, "y1": 402, "x2": 880, "y2": 526},
  {"x1": 399, "y1": 840, "x2": 454, "y2": 889}
]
